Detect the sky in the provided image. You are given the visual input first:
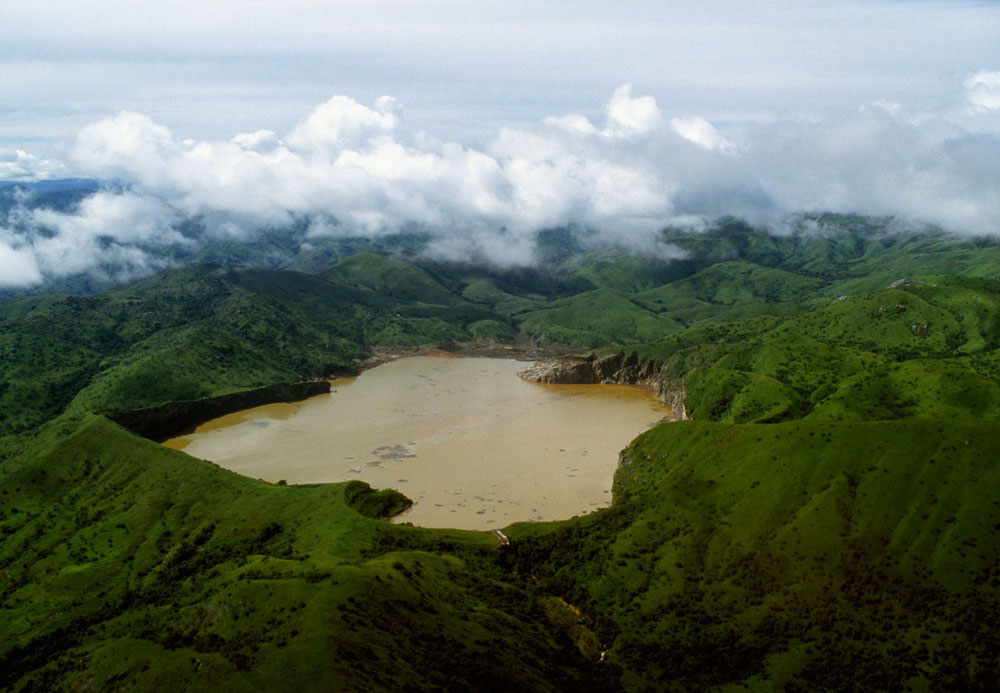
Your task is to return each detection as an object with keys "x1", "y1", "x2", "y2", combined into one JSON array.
[{"x1": 2, "y1": 0, "x2": 1000, "y2": 286}]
